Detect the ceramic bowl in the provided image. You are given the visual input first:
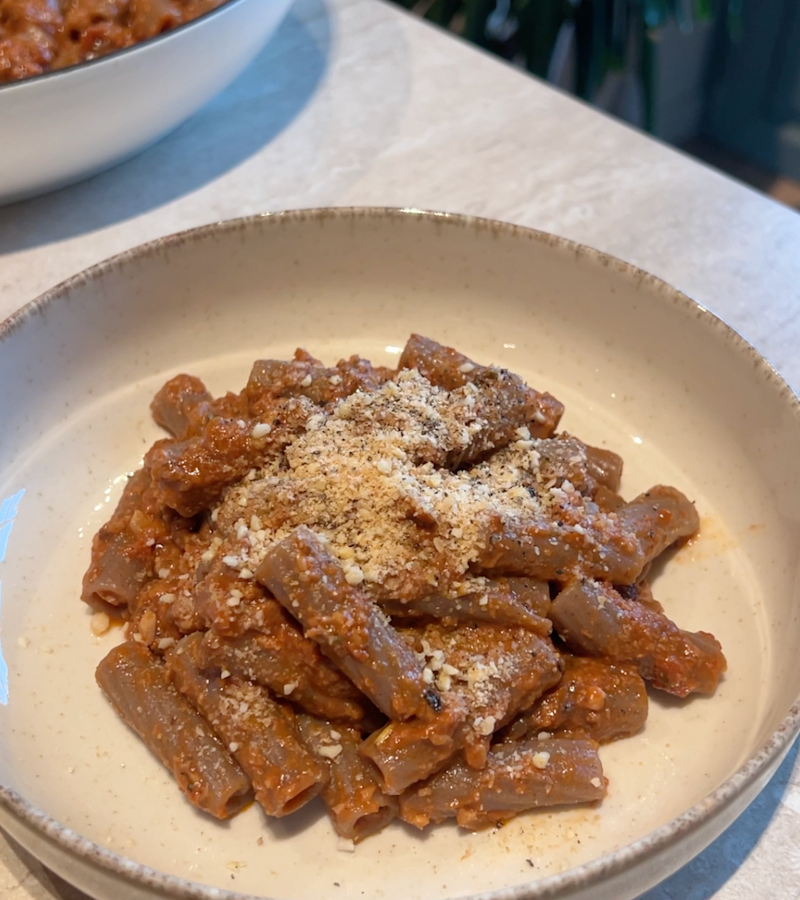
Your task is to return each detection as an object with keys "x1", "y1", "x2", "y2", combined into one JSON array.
[
  {"x1": 0, "y1": 0, "x2": 293, "y2": 205},
  {"x1": 0, "y1": 208, "x2": 798, "y2": 900}
]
